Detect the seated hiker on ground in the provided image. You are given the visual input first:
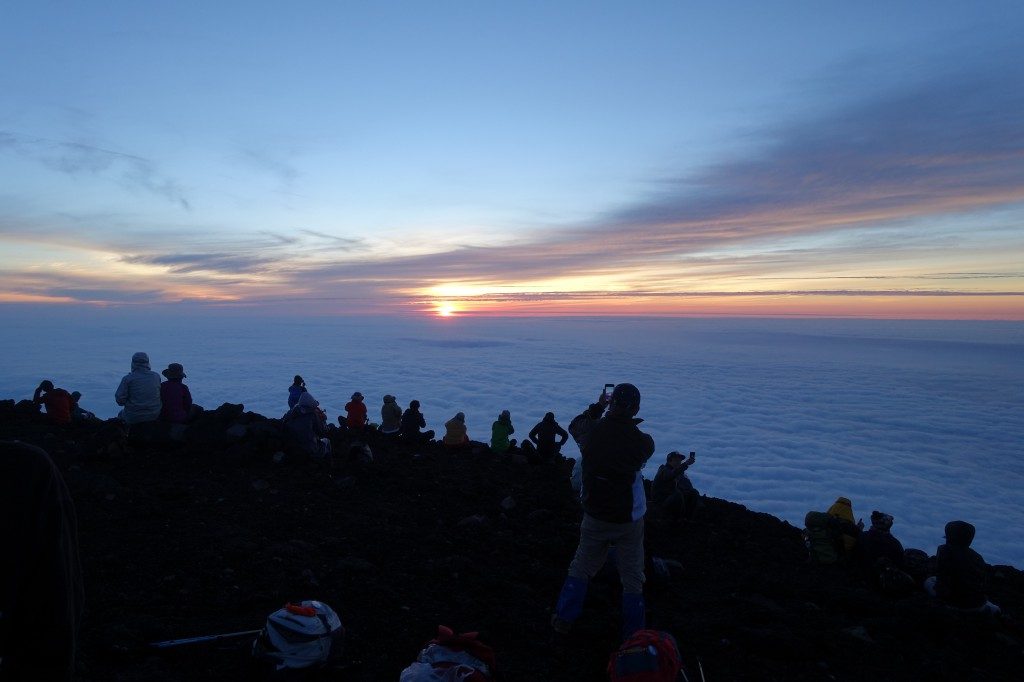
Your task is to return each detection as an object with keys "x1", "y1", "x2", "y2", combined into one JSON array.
[
  {"x1": 114, "y1": 352, "x2": 162, "y2": 425},
  {"x1": 345, "y1": 392, "x2": 368, "y2": 433},
  {"x1": 68, "y1": 392, "x2": 97, "y2": 423},
  {"x1": 380, "y1": 394, "x2": 402, "y2": 436},
  {"x1": 854, "y1": 511, "x2": 915, "y2": 595},
  {"x1": 528, "y1": 411, "x2": 569, "y2": 462},
  {"x1": 287, "y1": 375, "x2": 306, "y2": 409},
  {"x1": 443, "y1": 412, "x2": 469, "y2": 449},
  {"x1": 924, "y1": 520, "x2": 1001, "y2": 614},
  {"x1": 159, "y1": 363, "x2": 200, "y2": 424},
  {"x1": 490, "y1": 410, "x2": 516, "y2": 454},
  {"x1": 283, "y1": 392, "x2": 331, "y2": 460},
  {"x1": 33, "y1": 380, "x2": 72, "y2": 425},
  {"x1": 827, "y1": 496, "x2": 864, "y2": 558},
  {"x1": 400, "y1": 400, "x2": 434, "y2": 444},
  {"x1": 0, "y1": 441, "x2": 84, "y2": 681},
  {"x1": 652, "y1": 451, "x2": 699, "y2": 522}
]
